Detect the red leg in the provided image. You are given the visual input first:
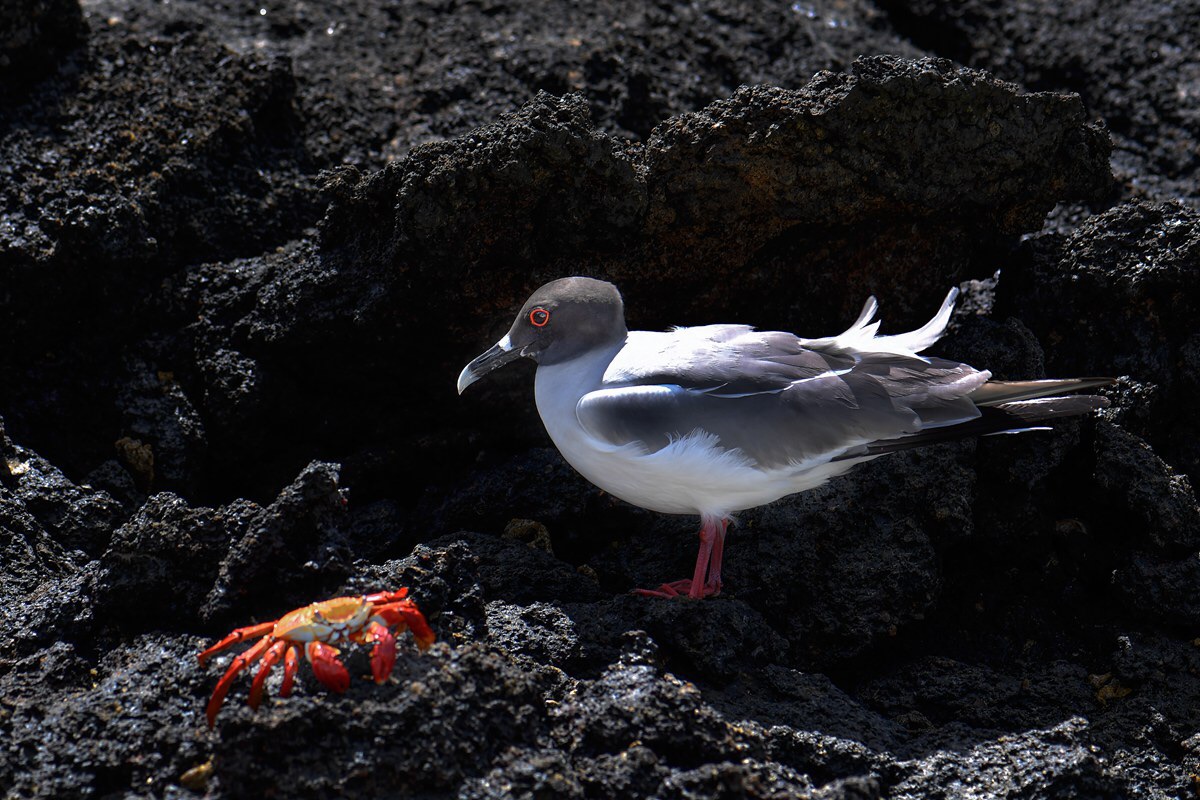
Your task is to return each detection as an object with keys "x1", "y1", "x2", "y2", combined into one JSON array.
[
  {"x1": 197, "y1": 621, "x2": 276, "y2": 666},
  {"x1": 279, "y1": 645, "x2": 300, "y2": 697},
  {"x1": 204, "y1": 635, "x2": 274, "y2": 728},
  {"x1": 685, "y1": 521, "x2": 717, "y2": 598},
  {"x1": 247, "y1": 640, "x2": 288, "y2": 710},
  {"x1": 705, "y1": 518, "x2": 729, "y2": 595},
  {"x1": 634, "y1": 515, "x2": 726, "y2": 599}
]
